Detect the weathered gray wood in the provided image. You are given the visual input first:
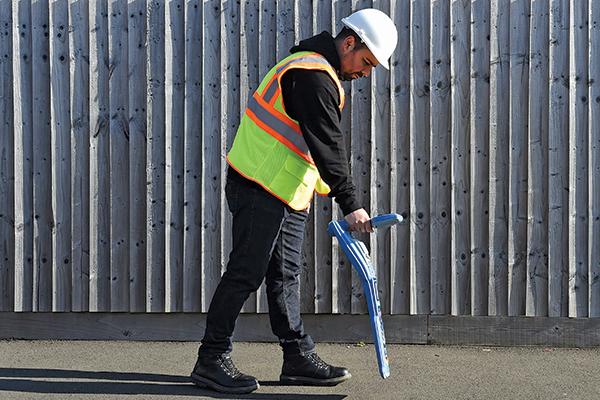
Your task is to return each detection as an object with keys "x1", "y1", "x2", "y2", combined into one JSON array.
[
  {"x1": 389, "y1": 0, "x2": 410, "y2": 316},
  {"x1": 589, "y1": 0, "x2": 600, "y2": 318},
  {"x1": 255, "y1": 0, "x2": 276, "y2": 313},
  {"x1": 49, "y1": 0, "x2": 72, "y2": 312},
  {"x1": 488, "y1": 0, "x2": 510, "y2": 316},
  {"x1": 201, "y1": 0, "x2": 223, "y2": 313},
  {"x1": 5, "y1": 313, "x2": 600, "y2": 348},
  {"x1": 13, "y1": 0, "x2": 34, "y2": 312},
  {"x1": 237, "y1": 0, "x2": 258, "y2": 313},
  {"x1": 429, "y1": 0, "x2": 451, "y2": 316},
  {"x1": 332, "y1": 0, "x2": 351, "y2": 315},
  {"x1": 108, "y1": 0, "x2": 129, "y2": 312},
  {"x1": 429, "y1": 316, "x2": 600, "y2": 347},
  {"x1": 89, "y1": 0, "x2": 111, "y2": 312},
  {"x1": 70, "y1": 0, "x2": 90, "y2": 313},
  {"x1": 568, "y1": 0, "x2": 588, "y2": 318},
  {"x1": 470, "y1": 0, "x2": 490, "y2": 316},
  {"x1": 165, "y1": 0, "x2": 185, "y2": 312},
  {"x1": 276, "y1": 0, "x2": 294, "y2": 58},
  {"x1": 0, "y1": 0, "x2": 15, "y2": 312},
  {"x1": 127, "y1": 0, "x2": 147, "y2": 313},
  {"x1": 409, "y1": 0, "x2": 430, "y2": 315},
  {"x1": 220, "y1": 0, "x2": 240, "y2": 315},
  {"x1": 0, "y1": 312, "x2": 428, "y2": 344},
  {"x1": 146, "y1": 0, "x2": 165, "y2": 312},
  {"x1": 507, "y1": 0, "x2": 529, "y2": 316},
  {"x1": 4, "y1": 0, "x2": 600, "y2": 324},
  {"x1": 350, "y1": 0, "x2": 373, "y2": 316},
  {"x1": 183, "y1": 0, "x2": 202, "y2": 312},
  {"x1": 32, "y1": 0, "x2": 53, "y2": 312},
  {"x1": 526, "y1": 0, "x2": 549, "y2": 317},
  {"x1": 450, "y1": 0, "x2": 470, "y2": 316},
  {"x1": 370, "y1": 0, "x2": 392, "y2": 315},
  {"x1": 547, "y1": 0, "x2": 569, "y2": 318}
]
